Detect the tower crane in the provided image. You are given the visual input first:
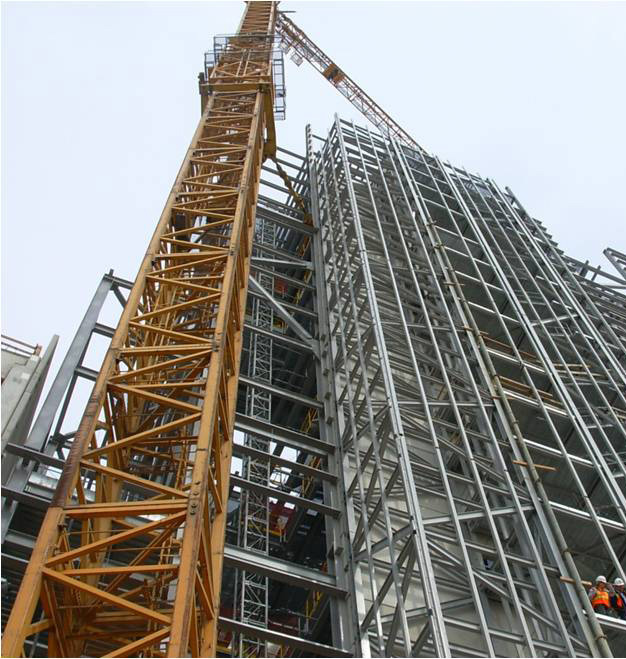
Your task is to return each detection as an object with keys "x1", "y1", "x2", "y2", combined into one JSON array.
[{"x1": 3, "y1": 3, "x2": 417, "y2": 657}]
